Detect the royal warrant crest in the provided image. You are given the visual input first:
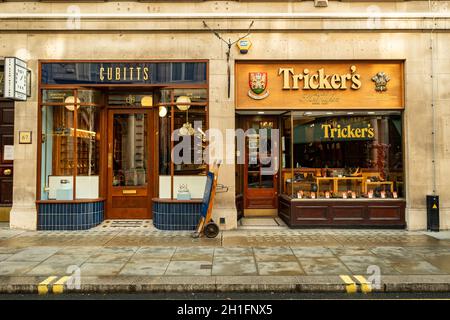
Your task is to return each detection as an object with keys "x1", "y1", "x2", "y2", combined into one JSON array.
[
  {"x1": 372, "y1": 72, "x2": 390, "y2": 92},
  {"x1": 248, "y1": 72, "x2": 270, "y2": 100}
]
